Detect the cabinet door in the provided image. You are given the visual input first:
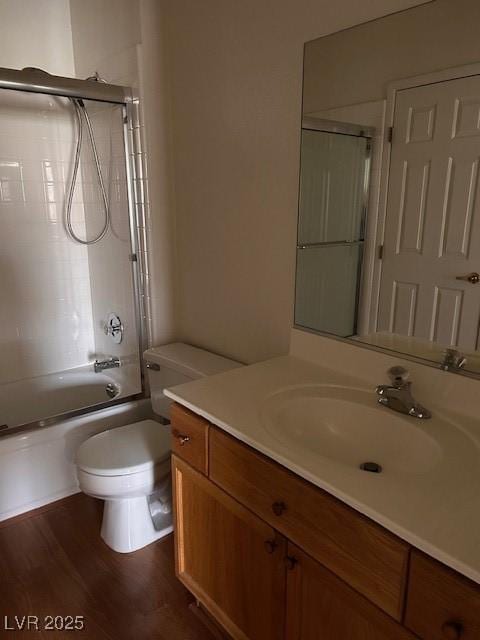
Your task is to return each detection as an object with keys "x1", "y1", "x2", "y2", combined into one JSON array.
[
  {"x1": 405, "y1": 550, "x2": 480, "y2": 640},
  {"x1": 285, "y1": 543, "x2": 415, "y2": 640},
  {"x1": 172, "y1": 455, "x2": 286, "y2": 640}
]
